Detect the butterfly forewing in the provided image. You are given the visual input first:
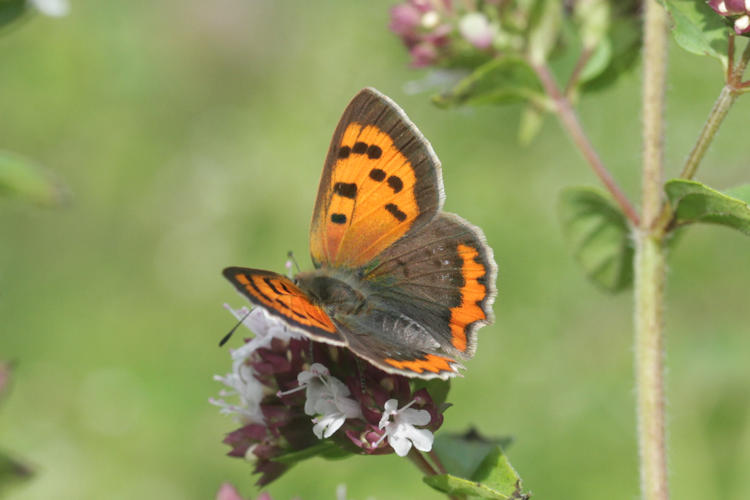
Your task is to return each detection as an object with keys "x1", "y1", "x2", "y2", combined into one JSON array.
[
  {"x1": 309, "y1": 88, "x2": 444, "y2": 268},
  {"x1": 222, "y1": 267, "x2": 345, "y2": 345}
]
